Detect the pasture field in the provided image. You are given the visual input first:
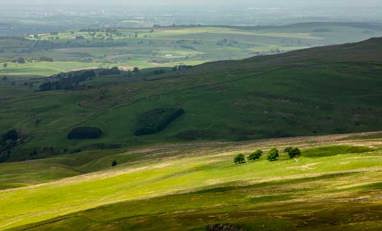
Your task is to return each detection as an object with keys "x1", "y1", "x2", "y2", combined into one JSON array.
[
  {"x1": 0, "y1": 132, "x2": 381, "y2": 230},
  {"x1": 0, "y1": 61, "x2": 112, "y2": 77},
  {"x1": 1, "y1": 22, "x2": 382, "y2": 76}
]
